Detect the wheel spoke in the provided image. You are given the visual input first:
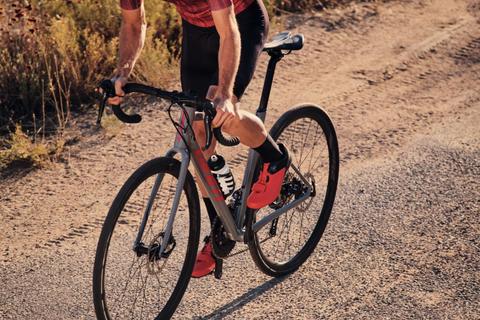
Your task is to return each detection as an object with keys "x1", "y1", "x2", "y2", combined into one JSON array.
[{"x1": 251, "y1": 108, "x2": 338, "y2": 274}]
